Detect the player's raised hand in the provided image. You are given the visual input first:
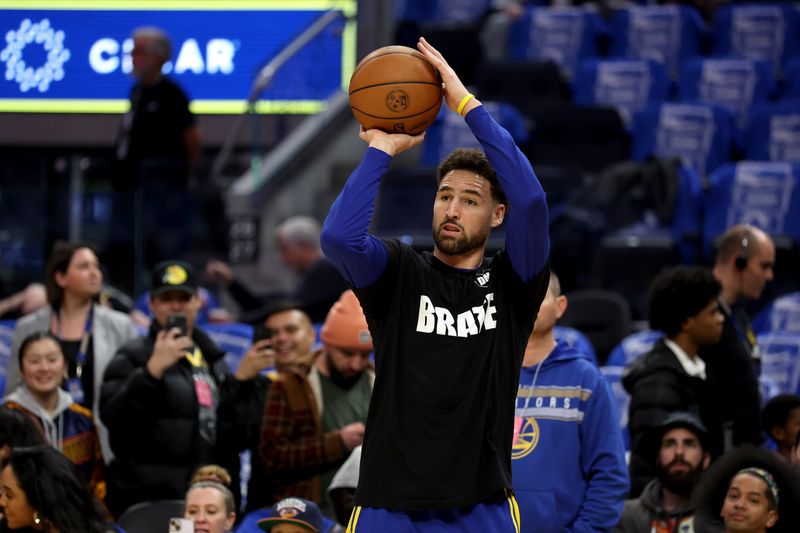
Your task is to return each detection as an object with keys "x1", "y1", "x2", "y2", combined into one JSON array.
[
  {"x1": 360, "y1": 126, "x2": 425, "y2": 157},
  {"x1": 416, "y1": 37, "x2": 479, "y2": 116}
]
